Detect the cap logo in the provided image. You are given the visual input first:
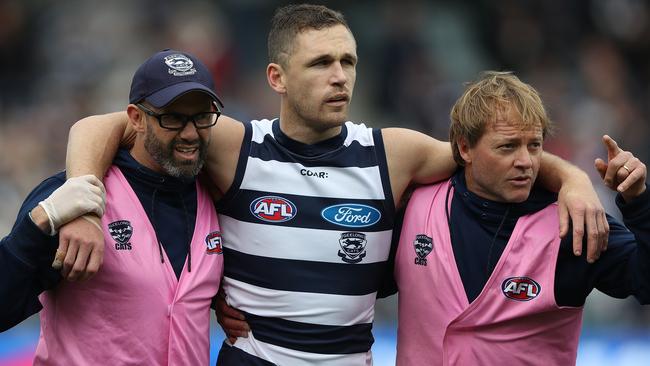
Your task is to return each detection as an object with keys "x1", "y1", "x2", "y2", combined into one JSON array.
[{"x1": 164, "y1": 54, "x2": 197, "y2": 76}]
